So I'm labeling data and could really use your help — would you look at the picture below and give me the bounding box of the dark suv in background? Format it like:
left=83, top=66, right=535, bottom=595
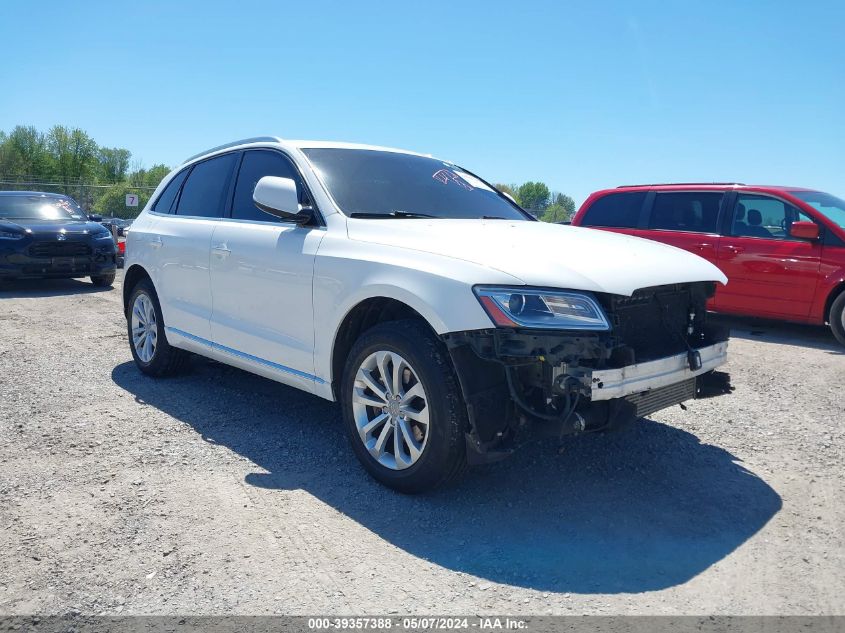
left=571, top=184, right=845, bottom=345
left=0, top=191, right=117, bottom=287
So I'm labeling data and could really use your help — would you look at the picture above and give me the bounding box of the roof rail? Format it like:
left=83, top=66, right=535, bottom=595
left=616, top=182, right=745, bottom=188
left=183, top=136, right=283, bottom=163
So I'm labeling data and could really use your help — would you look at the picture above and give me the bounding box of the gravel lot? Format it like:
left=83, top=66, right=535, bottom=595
left=1, top=272, right=843, bottom=616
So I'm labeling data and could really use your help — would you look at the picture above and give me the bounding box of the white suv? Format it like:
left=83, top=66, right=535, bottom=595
left=123, top=137, right=731, bottom=492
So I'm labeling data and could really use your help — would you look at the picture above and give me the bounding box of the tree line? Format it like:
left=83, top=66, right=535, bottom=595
left=0, top=125, right=169, bottom=218
left=495, top=182, right=575, bottom=222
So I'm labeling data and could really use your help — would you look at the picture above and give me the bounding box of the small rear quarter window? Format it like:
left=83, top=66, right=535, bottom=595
left=581, top=192, right=646, bottom=228
left=153, top=168, right=189, bottom=213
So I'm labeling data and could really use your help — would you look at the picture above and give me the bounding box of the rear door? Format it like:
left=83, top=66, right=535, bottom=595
left=209, top=149, right=324, bottom=389
left=716, top=193, right=822, bottom=318
left=153, top=153, right=237, bottom=341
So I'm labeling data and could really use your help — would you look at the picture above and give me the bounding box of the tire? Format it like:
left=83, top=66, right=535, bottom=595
left=127, top=279, right=189, bottom=377
left=340, top=319, right=468, bottom=493
left=830, top=291, right=845, bottom=347
left=90, top=272, right=116, bottom=287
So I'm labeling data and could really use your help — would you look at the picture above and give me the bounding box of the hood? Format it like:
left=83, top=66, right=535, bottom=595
left=347, top=219, right=728, bottom=296
left=0, top=218, right=102, bottom=235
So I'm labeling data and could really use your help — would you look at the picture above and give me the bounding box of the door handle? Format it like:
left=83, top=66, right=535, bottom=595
left=149, top=236, right=162, bottom=249
left=693, top=243, right=713, bottom=250
left=724, top=245, right=744, bottom=254
left=212, top=243, right=231, bottom=257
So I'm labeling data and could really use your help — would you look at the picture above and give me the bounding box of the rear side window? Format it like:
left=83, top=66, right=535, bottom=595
left=152, top=169, right=189, bottom=213
left=581, top=192, right=646, bottom=228
left=649, top=192, right=723, bottom=233
left=175, top=153, right=238, bottom=218
left=231, top=150, right=301, bottom=221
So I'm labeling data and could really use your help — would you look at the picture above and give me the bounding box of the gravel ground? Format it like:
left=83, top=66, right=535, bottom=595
left=1, top=273, right=843, bottom=616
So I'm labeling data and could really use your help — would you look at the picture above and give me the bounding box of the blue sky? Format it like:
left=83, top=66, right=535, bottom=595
left=1, top=0, right=842, bottom=205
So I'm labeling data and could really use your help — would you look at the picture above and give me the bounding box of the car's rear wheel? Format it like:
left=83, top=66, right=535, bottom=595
left=91, top=272, right=115, bottom=287
left=127, top=280, right=189, bottom=376
left=341, top=319, right=467, bottom=493
left=829, top=291, right=845, bottom=347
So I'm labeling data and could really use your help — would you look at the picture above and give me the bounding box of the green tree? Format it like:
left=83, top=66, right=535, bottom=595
left=46, top=125, right=98, bottom=193
left=97, top=147, right=132, bottom=183
left=3, top=125, right=50, bottom=177
left=142, top=164, right=170, bottom=188
left=540, top=192, right=576, bottom=223
left=516, top=181, right=550, bottom=213
left=0, top=130, right=11, bottom=176
left=93, top=184, right=150, bottom=219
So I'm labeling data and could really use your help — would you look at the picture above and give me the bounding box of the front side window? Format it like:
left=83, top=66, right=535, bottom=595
left=790, top=190, right=845, bottom=229
left=231, top=151, right=301, bottom=221
left=581, top=192, right=646, bottom=228
left=302, top=148, right=528, bottom=220
left=649, top=192, right=722, bottom=233
left=176, top=153, right=238, bottom=218
left=153, top=168, right=189, bottom=213
left=731, top=194, right=812, bottom=239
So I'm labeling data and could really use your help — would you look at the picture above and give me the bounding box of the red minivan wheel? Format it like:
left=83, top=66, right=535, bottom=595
left=830, top=292, right=845, bottom=347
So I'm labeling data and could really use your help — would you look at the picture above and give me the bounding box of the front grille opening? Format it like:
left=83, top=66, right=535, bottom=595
left=598, top=283, right=709, bottom=364
left=29, top=241, right=92, bottom=257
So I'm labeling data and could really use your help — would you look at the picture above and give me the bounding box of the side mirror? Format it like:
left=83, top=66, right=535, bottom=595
left=789, top=221, right=819, bottom=240
left=253, top=176, right=312, bottom=224
left=88, top=214, right=103, bottom=222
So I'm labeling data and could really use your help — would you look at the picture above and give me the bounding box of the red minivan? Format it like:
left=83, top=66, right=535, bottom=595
left=571, top=184, right=845, bottom=345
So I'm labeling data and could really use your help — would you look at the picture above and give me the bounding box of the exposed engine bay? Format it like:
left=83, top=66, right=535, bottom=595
left=443, top=282, right=733, bottom=463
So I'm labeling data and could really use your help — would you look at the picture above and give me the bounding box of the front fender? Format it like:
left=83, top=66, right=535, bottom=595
left=311, top=237, right=523, bottom=387
left=814, top=267, right=845, bottom=322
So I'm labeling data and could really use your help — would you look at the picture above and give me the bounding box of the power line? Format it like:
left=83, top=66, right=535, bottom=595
left=0, top=179, right=157, bottom=190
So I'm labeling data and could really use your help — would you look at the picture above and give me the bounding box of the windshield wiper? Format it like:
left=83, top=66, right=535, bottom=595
left=349, top=210, right=436, bottom=219
left=482, top=215, right=510, bottom=220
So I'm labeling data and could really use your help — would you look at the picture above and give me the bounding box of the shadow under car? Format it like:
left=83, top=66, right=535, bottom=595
left=111, top=358, right=781, bottom=594
left=0, top=277, right=113, bottom=298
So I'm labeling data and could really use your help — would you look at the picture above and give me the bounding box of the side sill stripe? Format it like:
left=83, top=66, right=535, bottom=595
left=165, top=326, right=326, bottom=384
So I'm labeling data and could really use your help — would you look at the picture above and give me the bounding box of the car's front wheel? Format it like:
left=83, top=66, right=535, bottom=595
left=341, top=320, right=468, bottom=493
left=127, top=280, right=189, bottom=376
left=830, top=291, right=845, bottom=347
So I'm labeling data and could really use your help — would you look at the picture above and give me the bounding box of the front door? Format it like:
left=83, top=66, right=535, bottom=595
left=209, top=149, right=324, bottom=388
left=716, top=193, right=822, bottom=319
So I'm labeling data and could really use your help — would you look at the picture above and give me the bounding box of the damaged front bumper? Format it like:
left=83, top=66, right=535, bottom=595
left=587, top=341, right=728, bottom=401
left=443, top=328, right=732, bottom=465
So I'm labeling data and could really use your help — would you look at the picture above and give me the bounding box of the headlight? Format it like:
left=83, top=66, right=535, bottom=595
left=0, top=231, right=24, bottom=240
left=474, top=287, right=610, bottom=330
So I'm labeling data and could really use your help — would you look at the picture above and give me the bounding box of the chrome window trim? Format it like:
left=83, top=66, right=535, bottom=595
left=146, top=210, right=326, bottom=230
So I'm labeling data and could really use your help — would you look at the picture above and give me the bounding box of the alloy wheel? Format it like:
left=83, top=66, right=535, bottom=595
left=131, top=292, right=158, bottom=363
left=351, top=350, right=430, bottom=470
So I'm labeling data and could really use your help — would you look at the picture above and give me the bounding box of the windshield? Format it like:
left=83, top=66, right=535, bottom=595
left=791, top=190, right=845, bottom=229
left=0, top=195, right=85, bottom=221
left=303, top=148, right=530, bottom=220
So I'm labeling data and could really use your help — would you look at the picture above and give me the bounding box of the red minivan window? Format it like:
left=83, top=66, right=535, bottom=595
left=648, top=192, right=722, bottom=233
left=580, top=191, right=646, bottom=228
